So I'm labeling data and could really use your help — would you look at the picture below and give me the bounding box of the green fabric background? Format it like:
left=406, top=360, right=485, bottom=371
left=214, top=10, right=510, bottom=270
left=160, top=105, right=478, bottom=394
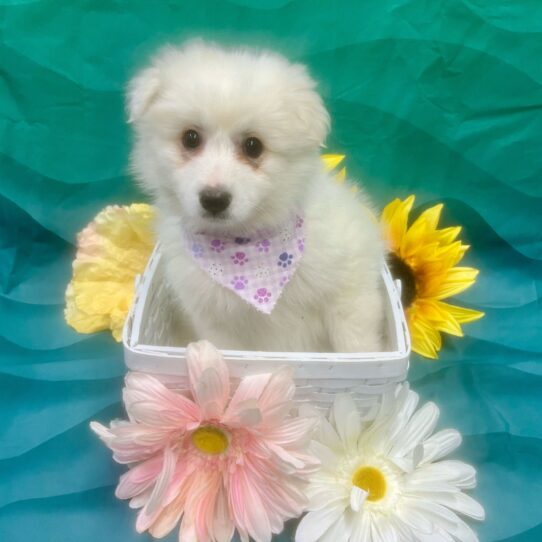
left=1, top=1, right=541, bottom=541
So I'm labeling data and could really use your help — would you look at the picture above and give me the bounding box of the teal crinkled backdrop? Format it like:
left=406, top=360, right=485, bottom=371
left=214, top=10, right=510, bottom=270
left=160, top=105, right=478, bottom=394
left=1, top=1, right=541, bottom=541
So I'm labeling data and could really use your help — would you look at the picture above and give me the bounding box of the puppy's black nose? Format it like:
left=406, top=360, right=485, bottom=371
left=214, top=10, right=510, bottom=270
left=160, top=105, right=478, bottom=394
left=199, top=189, right=232, bottom=215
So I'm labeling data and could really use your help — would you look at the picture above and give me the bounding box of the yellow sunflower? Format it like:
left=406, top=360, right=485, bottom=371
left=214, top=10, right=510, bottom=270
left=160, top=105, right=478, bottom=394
left=381, top=195, right=484, bottom=359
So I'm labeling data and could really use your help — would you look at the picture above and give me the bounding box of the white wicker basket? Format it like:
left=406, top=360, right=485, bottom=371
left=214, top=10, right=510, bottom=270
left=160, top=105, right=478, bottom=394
left=123, top=246, right=411, bottom=419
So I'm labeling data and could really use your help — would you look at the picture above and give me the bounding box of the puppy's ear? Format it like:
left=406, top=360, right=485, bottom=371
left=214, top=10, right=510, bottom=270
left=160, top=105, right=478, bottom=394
left=286, top=65, right=331, bottom=148
left=293, top=90, right=331, bottom=148
left=126, top=67, right=161, bottom=124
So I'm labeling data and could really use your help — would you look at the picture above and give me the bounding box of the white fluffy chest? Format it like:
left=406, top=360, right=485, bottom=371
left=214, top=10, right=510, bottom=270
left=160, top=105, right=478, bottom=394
left=162, top=245, right=331, bottom=352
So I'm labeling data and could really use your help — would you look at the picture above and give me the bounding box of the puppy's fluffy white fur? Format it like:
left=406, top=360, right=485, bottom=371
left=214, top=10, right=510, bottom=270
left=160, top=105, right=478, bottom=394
left=128, top=41, right=385, bottom=352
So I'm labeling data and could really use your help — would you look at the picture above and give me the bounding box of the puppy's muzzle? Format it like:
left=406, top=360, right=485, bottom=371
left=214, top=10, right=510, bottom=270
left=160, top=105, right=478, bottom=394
left=199, top=188, right=232, bottom=216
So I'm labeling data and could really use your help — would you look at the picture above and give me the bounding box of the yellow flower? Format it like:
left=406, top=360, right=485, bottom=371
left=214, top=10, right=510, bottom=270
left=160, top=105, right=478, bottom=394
left=65, top=204, right=156, bottom=341
left=322, top=153, right=347, bottom=182
left=381, top=195, right=484, bottom=359
left=322, top=153, right=360, bottom=194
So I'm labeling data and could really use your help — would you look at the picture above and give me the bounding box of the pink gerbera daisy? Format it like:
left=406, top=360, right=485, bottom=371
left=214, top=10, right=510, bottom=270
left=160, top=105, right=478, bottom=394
left=91, top=341, right=318, bottom=542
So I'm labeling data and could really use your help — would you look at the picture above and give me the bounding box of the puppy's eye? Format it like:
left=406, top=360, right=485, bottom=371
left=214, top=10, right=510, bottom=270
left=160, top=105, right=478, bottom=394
left=243, top=137, right=263, bottom=159
left=181, top=129, right=201, bottom=150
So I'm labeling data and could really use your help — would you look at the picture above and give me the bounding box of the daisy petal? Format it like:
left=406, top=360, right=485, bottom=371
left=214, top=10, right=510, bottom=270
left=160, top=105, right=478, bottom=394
left=136, top=446, right=177, bottom=532
left=116, top=454, right=163, bottom=499
left=411, top=460, right=477, bottom=489
left=320, top=514, right=350, bottom=542
left=145, top=446, right=177, bottom=515
left=332, top=394, right=361, bottom=448
left=229, top=467, right=272, bottom=542
left=265, top=417, right=319, bottom=448
left=186, top=340, right=230, bottom=414
left=89, top=421, right=112, bottom=441
left=309, top=440, right=339, bottom=470
left=403, top=479, right=459, bottom=495
left=368, top=387, right=419, bottom=455
left=223, top=398, right=262, bottom=427
left=371, top=514, right=399, bottom=542
left=350, top=486, right=367, bottom=512
left=396, top=501, right=433, bottom=534
left=148, top=488, right=187, bottom=538
left=307, top=484, right=348, bottom=511
left=429, top=491, right=485, bottom=521
left=129, top=488, right=152, bottom=510
left=390, top=402, right=440, bottom=462
left=449, top=515, right=480, bottom=542
left=387, top=517, right=415, bottom=542
left=123, top=372, right=199, bottom=427
left=245, top=455, right=308, bottom=520
left=317, top=415, right=342, bottom=451
left=415, top=527, right=455, bottom=542
left=267, top=441, right=307, bottom=470
left=295, top=503, right=346, bottom=542
left=225, top=373, right=270, bottom=411
left=421, top=429, right=462, bottom=464
left=402, top=498, right=465, bottom=536
left=179, top=517, right=198, bottom=542
left=91, top=420, right=173, bottom=464
left=193, top=472, right=223, bottom=542
left=350, top=511, right=371, bottom=542
left=194, top=367, right=228, bottom=419
left=414, top=501, right=479, bottom=542
left=258, top=367, right=296, bottom=426
left=211, top=487, right=235, bottom=542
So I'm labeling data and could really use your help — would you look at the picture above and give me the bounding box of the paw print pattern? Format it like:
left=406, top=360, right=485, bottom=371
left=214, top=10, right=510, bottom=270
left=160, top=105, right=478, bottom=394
left=210, top=239, right=226, bottom=253
left=277, top=252, right=294, bottom=268
left=297, top=238, right=305, bottom=253
left=254, top=288, right=272, bottom=304
left=231, top=251, right=249, bottom=265
left=234, top=237, right=251, bottom=245
left=231, top=275, right=248, bottom=290
left=256, top=239, right=271, bottom=253
left=192, top=243, right=204, bottom=258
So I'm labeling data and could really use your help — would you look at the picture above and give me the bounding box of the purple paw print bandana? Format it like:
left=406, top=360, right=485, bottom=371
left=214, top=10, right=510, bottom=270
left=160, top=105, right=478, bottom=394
left=183, top=216, right=305, bottom=314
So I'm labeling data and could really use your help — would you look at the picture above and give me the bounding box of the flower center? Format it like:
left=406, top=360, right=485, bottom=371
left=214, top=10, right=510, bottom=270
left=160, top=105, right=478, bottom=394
left=352, top=466, right=387, bottom=502
left=388, top=252, right=417, bottom=308
left=191, top=426, right=229, bottom=455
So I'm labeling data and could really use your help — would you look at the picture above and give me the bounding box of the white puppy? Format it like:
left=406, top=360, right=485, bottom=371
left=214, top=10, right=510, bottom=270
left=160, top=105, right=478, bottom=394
left=128, top=40, right=385, bottom=352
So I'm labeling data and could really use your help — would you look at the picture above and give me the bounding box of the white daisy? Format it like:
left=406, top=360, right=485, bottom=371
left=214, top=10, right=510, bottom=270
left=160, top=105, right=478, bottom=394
left=296, top=384, right=485, bottom=542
